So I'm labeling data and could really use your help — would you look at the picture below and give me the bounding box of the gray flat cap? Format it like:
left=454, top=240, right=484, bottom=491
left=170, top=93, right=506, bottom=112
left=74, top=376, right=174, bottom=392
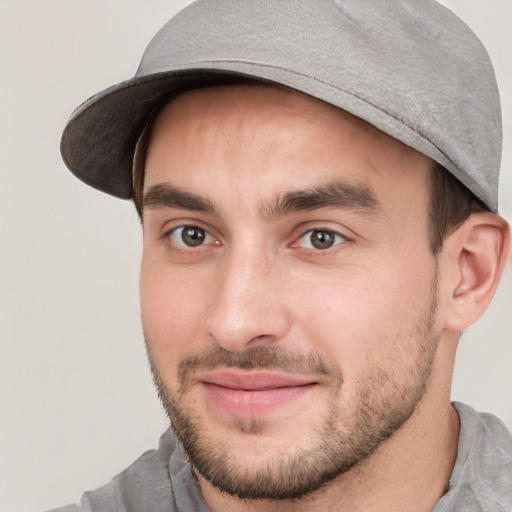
left=61, top=0, right=502, bottom=211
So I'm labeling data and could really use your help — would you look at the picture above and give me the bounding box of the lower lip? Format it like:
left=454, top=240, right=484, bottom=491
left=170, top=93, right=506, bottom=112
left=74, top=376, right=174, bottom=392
left=201, top=382, right=315, bottom=418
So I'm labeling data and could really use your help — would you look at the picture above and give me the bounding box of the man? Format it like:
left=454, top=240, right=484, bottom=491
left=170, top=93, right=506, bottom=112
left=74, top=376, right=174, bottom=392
left=53, top=1, right=511, bottom=511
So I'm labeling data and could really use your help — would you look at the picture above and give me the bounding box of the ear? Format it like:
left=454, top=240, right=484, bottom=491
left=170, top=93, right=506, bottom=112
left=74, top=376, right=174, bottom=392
left=441, top=212, right=511, bottom=332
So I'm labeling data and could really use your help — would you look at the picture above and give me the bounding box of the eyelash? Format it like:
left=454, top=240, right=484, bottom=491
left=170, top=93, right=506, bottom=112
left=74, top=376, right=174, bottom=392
left=294, top=229, right=347, bottom=252
left=165, top=225, right=219, bottom=252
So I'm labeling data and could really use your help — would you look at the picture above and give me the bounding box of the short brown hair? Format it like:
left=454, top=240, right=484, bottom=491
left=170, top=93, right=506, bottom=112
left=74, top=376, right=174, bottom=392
left=428, top=164, right=487, bottom=253
left=132, top=106, right=159, bottom=220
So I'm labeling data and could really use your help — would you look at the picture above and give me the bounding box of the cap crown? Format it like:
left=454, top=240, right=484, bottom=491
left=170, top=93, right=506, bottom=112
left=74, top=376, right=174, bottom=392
left=62, top=0, right=502, bottom=210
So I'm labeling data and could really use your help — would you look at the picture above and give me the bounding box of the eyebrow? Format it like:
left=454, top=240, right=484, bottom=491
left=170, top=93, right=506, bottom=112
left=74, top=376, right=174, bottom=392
left=261, top=180, right=381, bottom=218
left=143, top=180, right=381, bottom=219
left=143, top=184, right=217, bottom=214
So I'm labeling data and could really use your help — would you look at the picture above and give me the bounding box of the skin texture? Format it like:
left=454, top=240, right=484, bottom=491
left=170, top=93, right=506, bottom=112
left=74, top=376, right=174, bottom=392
left=139, top=84, right=510, bottom=512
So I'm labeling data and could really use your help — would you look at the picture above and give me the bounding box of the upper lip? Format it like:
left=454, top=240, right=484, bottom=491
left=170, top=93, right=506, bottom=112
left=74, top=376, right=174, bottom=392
left=195, top=370, right=318, bottom=391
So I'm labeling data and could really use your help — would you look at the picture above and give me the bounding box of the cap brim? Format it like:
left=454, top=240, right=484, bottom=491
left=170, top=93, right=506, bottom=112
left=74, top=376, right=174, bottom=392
left=60, top=70, right=258, bottom=199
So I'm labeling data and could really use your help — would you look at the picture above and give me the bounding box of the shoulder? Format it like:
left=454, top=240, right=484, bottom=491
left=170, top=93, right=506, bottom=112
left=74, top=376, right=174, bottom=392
left=435, top=402, right=512, bottom=512
left=45, top=428, right=206, bottom=512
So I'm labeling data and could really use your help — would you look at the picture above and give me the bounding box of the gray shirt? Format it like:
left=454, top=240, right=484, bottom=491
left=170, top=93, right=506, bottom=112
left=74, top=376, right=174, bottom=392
left=49, top=402, right=512, bottom=512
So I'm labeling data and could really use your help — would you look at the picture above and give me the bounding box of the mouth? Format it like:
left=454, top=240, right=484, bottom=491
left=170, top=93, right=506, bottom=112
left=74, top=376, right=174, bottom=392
left=196, top=370, right=319, bottom=418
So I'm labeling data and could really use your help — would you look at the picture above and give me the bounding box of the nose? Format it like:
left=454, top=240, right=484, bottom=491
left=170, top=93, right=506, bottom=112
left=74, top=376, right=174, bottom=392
left=205, top=248, right=291, bottom=352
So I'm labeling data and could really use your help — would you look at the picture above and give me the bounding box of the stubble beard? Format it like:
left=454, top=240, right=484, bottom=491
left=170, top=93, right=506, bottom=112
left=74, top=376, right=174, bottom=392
left=145, top=280, right=440, bottom=501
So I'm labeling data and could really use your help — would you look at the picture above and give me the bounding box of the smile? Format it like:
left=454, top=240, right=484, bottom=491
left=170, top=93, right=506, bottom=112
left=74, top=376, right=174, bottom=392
left=197, top=370, right=319, bottom=418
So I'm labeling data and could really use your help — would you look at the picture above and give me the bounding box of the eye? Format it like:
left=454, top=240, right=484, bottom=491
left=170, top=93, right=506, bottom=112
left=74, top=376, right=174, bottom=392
left=297, top=229, right=346, bottom=250
left=168, top=225, right=215, bottom=248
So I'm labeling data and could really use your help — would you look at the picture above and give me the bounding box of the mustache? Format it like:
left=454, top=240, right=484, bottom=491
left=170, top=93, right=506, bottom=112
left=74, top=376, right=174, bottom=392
left=177, top=346, right=339, bottom=389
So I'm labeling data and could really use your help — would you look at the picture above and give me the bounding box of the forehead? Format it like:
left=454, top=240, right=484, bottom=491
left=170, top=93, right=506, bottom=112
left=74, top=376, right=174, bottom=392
left=143, top=84, right=434, bottom=213
left=149, top=83, right=399, bottom=155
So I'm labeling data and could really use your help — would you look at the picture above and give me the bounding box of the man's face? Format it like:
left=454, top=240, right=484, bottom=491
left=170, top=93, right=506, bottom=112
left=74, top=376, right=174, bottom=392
left=140, top=84, right=441, bottom=500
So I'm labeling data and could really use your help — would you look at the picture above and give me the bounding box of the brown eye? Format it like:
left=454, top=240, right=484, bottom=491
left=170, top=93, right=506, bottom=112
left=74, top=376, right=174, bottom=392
left=181, top=226, right=206, bottom=246
left=310, top=230, right=335, bottom=249
left=169, top=226, right=213, bottom=247
left=298, top=229, right=345, bottom=250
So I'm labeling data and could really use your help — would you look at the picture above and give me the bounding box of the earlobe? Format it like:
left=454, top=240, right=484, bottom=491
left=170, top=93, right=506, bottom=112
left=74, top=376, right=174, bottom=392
left=443, top=212, right=511, bottom=331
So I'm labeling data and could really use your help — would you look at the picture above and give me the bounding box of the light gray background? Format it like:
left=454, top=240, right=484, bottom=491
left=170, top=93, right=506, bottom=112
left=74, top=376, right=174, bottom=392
left=0, top=1, right=510, bottom=511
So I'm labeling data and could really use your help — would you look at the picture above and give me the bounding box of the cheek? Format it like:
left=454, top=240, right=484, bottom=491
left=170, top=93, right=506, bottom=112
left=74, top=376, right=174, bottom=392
left=140, top=256, right=211, bottom=373
left=293, top=257, right=436, bottom=380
